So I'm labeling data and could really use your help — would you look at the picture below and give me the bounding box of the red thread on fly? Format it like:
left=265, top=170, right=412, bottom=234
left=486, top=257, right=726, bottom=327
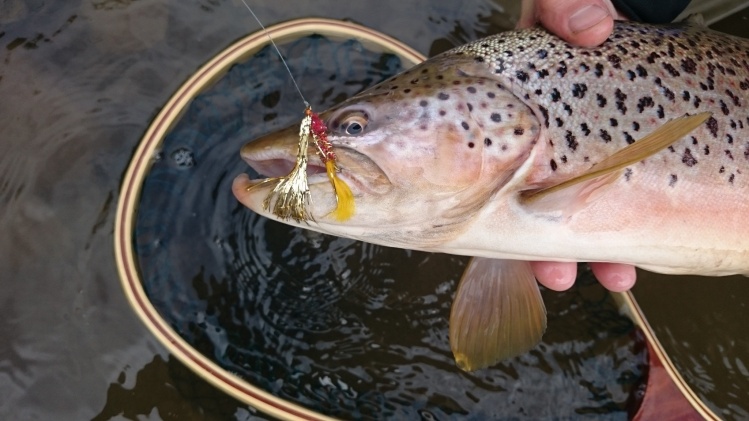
left=308, top=107, right=355, bottom=221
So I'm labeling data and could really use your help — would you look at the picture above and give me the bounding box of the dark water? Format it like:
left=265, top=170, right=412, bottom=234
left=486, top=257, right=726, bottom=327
left=1, top=0, right=747, bottom=419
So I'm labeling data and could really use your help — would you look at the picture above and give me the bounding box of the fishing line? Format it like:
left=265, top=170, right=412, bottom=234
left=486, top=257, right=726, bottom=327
left=238, top=0, right=309, bottom=108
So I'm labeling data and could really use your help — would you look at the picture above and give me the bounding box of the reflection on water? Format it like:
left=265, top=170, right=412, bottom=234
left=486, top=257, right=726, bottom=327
left=134, top=34, right=644, bottom=419
left=1, top=0, right=748, bottom=419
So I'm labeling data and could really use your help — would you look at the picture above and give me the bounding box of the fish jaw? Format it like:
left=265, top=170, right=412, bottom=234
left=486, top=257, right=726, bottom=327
left=233, top=122, right=389, bottom=230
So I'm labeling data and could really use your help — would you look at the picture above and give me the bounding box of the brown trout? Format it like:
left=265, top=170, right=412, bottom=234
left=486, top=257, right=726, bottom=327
left=233, top=20, right=749, bottom=371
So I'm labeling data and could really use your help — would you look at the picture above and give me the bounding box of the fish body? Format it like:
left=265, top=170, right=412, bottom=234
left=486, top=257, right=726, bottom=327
left=234, top=21, right=749, bottom=369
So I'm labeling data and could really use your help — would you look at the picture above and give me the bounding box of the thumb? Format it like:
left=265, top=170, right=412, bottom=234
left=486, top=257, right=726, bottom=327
left=521, top=0, right=619, bottom=48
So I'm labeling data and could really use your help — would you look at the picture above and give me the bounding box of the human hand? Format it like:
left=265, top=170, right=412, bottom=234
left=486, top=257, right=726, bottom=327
left=517, top=0, right=622, bottom=47
left=518, top=0, right=636, bottom=292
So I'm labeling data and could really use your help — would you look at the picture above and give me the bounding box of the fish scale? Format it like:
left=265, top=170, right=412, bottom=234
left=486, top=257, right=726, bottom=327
left=450, top=20, right=749, bottom=190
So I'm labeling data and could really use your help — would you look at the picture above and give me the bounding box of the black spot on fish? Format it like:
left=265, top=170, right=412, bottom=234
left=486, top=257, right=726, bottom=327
left=484, top=137, right=492, bottom=146
left=419, top=100, right=428, bottom=107
left=632, top=121, right=640, bottom=131
left=438, top=92, right=450, bottom=100
left=607, top=54, right=622, bottom=69
left=561, top=155, right=568, bottom=163
left=487, top=92, right=496, bottom=98
left=467, top=103, right=473, bottom=112
left=637, top=96, right=654, bottom=113
left=599, top=129, right=612, bottom=142
left=615, top=88, right=628, bottom=114
left=514, top=127, right=525, bottom=136
left=534, top=89, right=543, bottom=96
left=550, top=159, right=558, bottom=171
left=563, top=103, right=572, bottom=116
left=580, top=123, right=591, bottom=136
left=467, top=86, right=477, bottom=94
left=682, top=148, right=697, bottom=166
left=571, top=83, right=588, bottom=98
left=726, top=149, right=734, bottom=160
left=624, top=132, right=635, bottom=144
left=624, top=168, right=633, bottom=181
left=610, top=118, right=618, bottom=127
left=662, top=87, right=675, bottom=102
left=566, top=131, right=578, bottom=151
left=693, top=96, right=702, bottom=108
left=707, top=116, right=718, bottom=137
left=704, top=145, right=710, bottom=155
left=537, top=69, right=549, bottom=78
left=596, top=93, right=607, bottom=107
left=727, top=134, right=734, bottom=144
left=468, top=142, right=475, bottom=148
left=537, top=49, right=548, bottom=59
left=461, top=121, right=470, bottom=130
left=636, top=65, right=647, bottom=77
left=720, top=165, right=725, bottom=173
left=594, top=63, right=604, bottom=77
left=555, top=117, right=563, bottom=127
left=726, top=89, right=741, bottom=107
left=720, top=100, right=730, bottom=115
left=682, top=90, right=690, bottom=101
left=439, top=110, right=446, bottom=116
left=557, top=61, right=568, bottom=77
left=681, top=57, right=697, bottom=74
left=490, top=113, right=501, bottom=122
left=729, top=173, right=735, bottom=183
left=516, top=70, right=529, bottom=82
left=627, top=70, right=636, bottom=81
left=657, top=105, right=665, bottom=119
left=646, top=52, right=659, bottom=64
left=669, top=174, right=677, bottom=186
left=550, top=88, right=561, bottom=102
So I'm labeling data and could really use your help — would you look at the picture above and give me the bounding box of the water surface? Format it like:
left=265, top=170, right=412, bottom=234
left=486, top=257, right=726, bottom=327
left=1, top=0, right=747, bottom=419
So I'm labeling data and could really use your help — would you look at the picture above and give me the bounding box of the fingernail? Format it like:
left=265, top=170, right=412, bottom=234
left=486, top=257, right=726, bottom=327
left=569, top=4, right=609, bottom=34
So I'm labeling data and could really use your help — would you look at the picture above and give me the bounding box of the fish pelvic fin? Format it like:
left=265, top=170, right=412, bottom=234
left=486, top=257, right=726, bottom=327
left=449, top=258, right=546, bottom=372
left=521, top=112, right=711, bottom=207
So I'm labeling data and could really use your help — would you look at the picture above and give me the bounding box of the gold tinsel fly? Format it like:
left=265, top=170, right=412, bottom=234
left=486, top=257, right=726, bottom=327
left=258, top=106, right=354, bottom=223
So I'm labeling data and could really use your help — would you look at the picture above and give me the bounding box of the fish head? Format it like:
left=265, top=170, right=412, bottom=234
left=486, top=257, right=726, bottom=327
left=233, top=55, right=541, bottom=249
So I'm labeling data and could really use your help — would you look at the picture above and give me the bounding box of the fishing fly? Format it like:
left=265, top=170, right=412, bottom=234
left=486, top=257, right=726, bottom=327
left=239, top=0, right=354, bottom=222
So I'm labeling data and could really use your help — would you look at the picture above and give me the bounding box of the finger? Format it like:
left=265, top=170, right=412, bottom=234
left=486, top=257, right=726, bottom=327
left=516, top=0, right=537, bottom=29
left=589, top=262, right=637, bottom=292
left=530, top=261, right=578, bottom=291
left=536, top=0, right=617, bottom=47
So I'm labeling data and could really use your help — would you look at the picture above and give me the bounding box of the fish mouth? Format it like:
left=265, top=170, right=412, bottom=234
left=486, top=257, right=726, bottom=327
left=240, top=138, right=390, bottom=195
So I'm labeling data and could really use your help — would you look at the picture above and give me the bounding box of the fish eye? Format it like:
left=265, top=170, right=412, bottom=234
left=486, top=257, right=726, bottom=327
left=346, top=122, right=364, bottom=135
left=337, top=112, right=368, bottom=136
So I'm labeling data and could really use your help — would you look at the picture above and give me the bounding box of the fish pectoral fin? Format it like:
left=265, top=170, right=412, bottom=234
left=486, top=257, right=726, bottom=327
left=449, top=257, right=546, bottom=372
left=521, top=112, right=712, bottom=209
